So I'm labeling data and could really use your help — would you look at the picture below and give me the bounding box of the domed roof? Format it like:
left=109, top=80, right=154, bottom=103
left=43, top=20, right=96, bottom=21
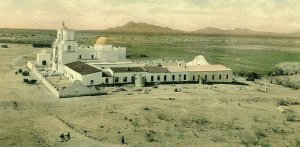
left=95, top=37, right=109, bottom=45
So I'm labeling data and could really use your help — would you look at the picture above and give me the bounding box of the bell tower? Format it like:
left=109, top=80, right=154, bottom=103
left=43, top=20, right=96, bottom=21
left=52, top=22, right=78, bottom=73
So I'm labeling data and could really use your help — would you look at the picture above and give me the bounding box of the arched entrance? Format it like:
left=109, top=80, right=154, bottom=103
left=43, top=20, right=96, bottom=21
left=42, top=60, right=47, bottom=65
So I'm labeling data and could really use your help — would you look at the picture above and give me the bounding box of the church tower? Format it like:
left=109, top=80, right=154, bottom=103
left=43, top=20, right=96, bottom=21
left=52, top=22, right=78, bottom=73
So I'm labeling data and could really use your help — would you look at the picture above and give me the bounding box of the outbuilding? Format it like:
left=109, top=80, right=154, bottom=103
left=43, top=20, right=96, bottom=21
left=64, top=61, right=102, bottom=86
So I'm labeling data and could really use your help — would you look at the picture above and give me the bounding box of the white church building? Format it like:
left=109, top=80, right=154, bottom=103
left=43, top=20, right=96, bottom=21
left=28, top=23, right=233, bottom=97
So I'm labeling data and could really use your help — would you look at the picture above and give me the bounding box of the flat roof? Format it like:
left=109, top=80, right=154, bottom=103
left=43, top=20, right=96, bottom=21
left=143, top=66, right=169, bottom=73
left=165, top=65, right=231, bottom=72
left=187, top=65, right=232, bottom=72
left=110, top=67, right=146, bottom=73
left=165, top=66, right=188, bottom=72
left=65, top=61, right=102, bottom=75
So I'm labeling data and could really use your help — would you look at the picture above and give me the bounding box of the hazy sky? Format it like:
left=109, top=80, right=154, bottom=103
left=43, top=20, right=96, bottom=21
left=0, top=0, right=299, bottom=33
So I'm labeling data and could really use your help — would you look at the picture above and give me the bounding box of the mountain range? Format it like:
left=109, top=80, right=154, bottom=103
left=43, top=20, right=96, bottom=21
left=104, top=21, right=300, bottom=38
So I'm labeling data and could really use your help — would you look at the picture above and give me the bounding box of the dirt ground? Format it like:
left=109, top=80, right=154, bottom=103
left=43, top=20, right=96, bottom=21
left=1, top=44, right=300, bottom=147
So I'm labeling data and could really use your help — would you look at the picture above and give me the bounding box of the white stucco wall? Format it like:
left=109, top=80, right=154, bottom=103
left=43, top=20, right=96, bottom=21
left=189, top=70, right=233, bottom=83
left=37, top=53, right=51, bottom=66
left=168, top=72, right=190, bottom=82
left=81, top=72, right=102, bottom=86
left=113, top=72, right=146, bottom=84
left=98, top=47, right=126, bottom=62
left=145, top=73, right=171, bottom=83
left=64, top=66, right=102, bottom=86
left=59, top=80, right=101, bottom=98
left=77, top=48, right=98, bottom=60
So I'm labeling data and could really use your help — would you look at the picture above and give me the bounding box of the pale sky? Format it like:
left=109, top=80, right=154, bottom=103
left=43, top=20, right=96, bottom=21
left=0, top=0, right=300, bottom=33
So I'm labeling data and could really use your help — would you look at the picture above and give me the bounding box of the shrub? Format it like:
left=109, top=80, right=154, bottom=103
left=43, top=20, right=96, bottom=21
left=287, top=115, right=296, bottom=122
left=144, top=106, right=151, bottom=110
left=246, top=72, right=260, bottom=81
left=277, top=99, right=290, bottom=106
left=192, top=117, right=210, bottom=125
left=145, top=130, right=159, bottom=142
left=255, top=131, right=267, bottom=140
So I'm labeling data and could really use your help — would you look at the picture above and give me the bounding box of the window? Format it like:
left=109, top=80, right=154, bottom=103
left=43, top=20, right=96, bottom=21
left=226, top=74, right=229, bottom=79
left=172, top=75, right=175, bottom=81
left=91, top=80, right=94, bottom=85
left=193, top=75, right=195, bottom=81
left=183, top=74, right=186, bottom=80
left=212, top=75, right=215, bottom=80
left=115, top=77, right=119, bottom=83
left=132, top=76, right=135, bottom=82
left=179, top=75, right=182, bottom=81
left=205, top=75, right=207, bottom=79
left=105, top=78, right=109, bottom=84
left=79, top=55, right=82, bottom=59
left=68, top=46, right=71, bottom=51
left=151, top=76, right=154, bottom=82
left=91, top=55, right=94, bottom=59
left=164, top=75, right=167, bottom=81
left=123, top=77, right=127, bottom=82
left=219, top=75, right=222, bottom=79
left=157, top=75, right=160, bottom=81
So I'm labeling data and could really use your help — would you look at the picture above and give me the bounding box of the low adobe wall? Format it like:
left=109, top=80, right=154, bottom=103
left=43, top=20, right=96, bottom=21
left=29, top=62, right=101, bottom=98
left=29, top=63, right=60, bottom=98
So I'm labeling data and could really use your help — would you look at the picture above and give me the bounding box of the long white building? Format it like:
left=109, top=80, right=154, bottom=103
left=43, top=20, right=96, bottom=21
left=32, top=23, right=234, bottom=91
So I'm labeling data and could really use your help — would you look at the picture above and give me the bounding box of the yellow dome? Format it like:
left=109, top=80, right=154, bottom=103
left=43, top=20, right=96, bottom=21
left=95, top=37, right=109, bottom=45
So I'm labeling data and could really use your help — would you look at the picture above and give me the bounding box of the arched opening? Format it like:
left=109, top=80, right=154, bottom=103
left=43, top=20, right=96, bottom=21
left=42, top=60, right=47, bottom=65
left=68, top=46, right=71, bottom=51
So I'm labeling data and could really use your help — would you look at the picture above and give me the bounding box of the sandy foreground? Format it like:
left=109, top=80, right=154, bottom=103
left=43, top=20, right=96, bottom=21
left=0, top=44, right=300, bottom=147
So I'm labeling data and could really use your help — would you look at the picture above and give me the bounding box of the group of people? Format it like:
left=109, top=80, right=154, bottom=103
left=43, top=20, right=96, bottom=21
left=59, top=132, right=71, bottom=142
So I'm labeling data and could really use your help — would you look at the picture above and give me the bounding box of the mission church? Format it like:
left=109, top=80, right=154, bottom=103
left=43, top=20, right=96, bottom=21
left=32, top=23, right=233, bottom=88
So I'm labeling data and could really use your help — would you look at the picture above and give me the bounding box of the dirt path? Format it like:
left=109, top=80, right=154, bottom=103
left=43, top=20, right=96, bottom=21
left=33, top=116, right=123, bottom=147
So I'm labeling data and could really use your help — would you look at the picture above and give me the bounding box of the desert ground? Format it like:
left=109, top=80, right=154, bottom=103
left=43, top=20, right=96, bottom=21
left=0, top=44, right=299, bottom=147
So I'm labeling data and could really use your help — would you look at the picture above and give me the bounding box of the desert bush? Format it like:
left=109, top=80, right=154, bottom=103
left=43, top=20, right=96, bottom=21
left=157, top=113, right=172, bottom=122
left=145, top=130, right=159, bottom=142
left=130, top=118, right=140, bottom=127
left=255, top=131, right=267, bottom=140
left=192, top=117, right=210, bottom=125
left=240, top=133, right=259, bottom=146
left=277, top=99, right=290, bottom=106
left=253, top=115, right=261, bottom=122
left=287, top=115, right=296, bottom=122
left=260, top=143, right=271, bottom=147
left=277, top=98, right=300, bottom=106
left=246, top=72, right=261, bottom=81
left=144, top=106, right=151, bottom=110
left=296, top=140, right=300, bottom=147
left=268, top=68, right=284, bottom=76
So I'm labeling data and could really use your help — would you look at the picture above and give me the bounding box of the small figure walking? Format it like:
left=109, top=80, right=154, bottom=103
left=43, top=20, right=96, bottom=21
left=15, top=71, right=17, bottom=75
left=121, top=136, right=125, bottom=144
left=59, top=133, right=64, bottom=139
left=66, top=132, right=70, bottom=138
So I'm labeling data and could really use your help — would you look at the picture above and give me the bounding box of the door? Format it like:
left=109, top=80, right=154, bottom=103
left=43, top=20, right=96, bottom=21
left=42, top=60, right=47, bottom=65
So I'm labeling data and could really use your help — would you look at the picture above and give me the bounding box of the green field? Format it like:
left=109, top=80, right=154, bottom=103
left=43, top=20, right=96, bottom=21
left=1, top=29, right=300, bottom=74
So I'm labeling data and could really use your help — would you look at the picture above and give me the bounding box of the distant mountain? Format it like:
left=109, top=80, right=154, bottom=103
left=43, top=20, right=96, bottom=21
left=104, top=21, right=184, bottom=34
left=191, top=27, right=292, bottom=37
left=103, top=21, right=300, bottom=37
